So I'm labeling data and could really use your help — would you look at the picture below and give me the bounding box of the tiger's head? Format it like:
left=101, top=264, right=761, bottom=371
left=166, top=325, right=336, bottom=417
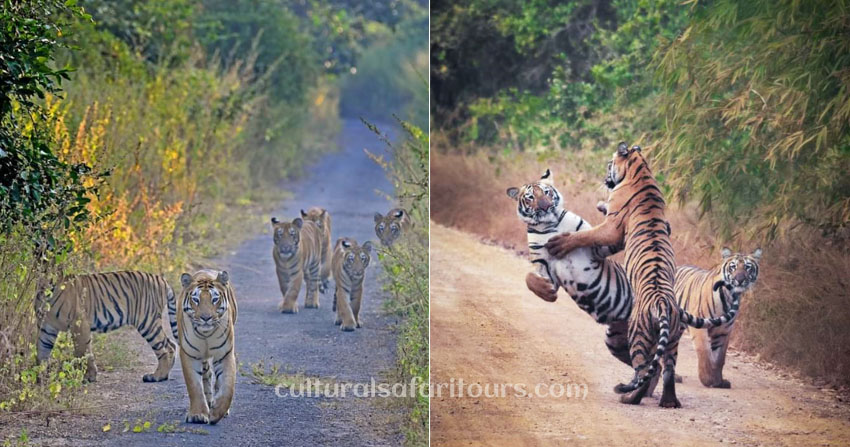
left=180, top=270, right=231, bottom=337
left=336, top=237, right=372, bottom=281
left=605, top=142, right=645, bottom=190
left=374, top=208, right=407, bottom=247
left=271, top=216, right=302, bottom=258
left=506, top=168, right=563, bottom=226
left=301, top=207, right=330, bottom=232
left=720, top=248, right=762, bottom=294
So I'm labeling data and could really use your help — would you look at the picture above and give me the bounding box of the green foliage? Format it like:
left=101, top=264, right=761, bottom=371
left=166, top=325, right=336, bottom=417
left=653, top=0, right=850, bottom=239
left=367, top=118, right=428, bottom=446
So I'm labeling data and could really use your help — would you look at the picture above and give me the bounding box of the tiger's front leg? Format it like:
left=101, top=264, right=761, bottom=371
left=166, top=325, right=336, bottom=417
left=181, top=351, right=210, bottom=424
left=304, top=260, right=321, bottom=309
left=546, top=221, right=623, bottom=259
left=71, top=319, right=97, bottom=383
left=350, top=284, right=364, bottom=328
left=209, top=350, right=236, bottom=424
left=335, top=283, right=356, bottom=332
left=278, top=269, right=302, bottom=314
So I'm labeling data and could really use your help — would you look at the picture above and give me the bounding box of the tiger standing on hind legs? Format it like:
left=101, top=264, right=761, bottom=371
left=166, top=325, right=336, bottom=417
left=177, top=269, right=238, bottom=424
left=546, top=142, right=684, bottom=408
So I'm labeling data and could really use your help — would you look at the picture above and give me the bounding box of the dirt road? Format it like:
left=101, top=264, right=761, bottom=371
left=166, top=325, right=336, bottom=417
left=3, top=119, right=404, bottom=446
left=430, top=223, right=850, bottom=447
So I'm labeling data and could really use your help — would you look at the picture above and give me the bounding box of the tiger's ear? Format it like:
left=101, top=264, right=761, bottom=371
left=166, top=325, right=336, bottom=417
left=217, top=271, right=229, bottom=285
left=751, top=248, right=763, bottom=260
left=271, top=217, right=279, bottom=224
left=300, top=209, right=308, bottom=217
left=631, top=145, right=641, bottom=153
left=321, top=209, right=327, bottom=218
left=180, top=273, right=192, bottom=289
left=293, top=218, right=303, bottom=229
left=341, top=238, right=352, bottom=249
left=721, top=247, right=733, bottom=259
left=617, top=142, right=629, bottom=157
left=374, top=212, right=383, bottom=223
left=506, top=187, right=520, bottom=200
left=393, top=209, right=405, bottom=218
left=540, top=168, right=553, bottom=185
left=362, top=241, right=372, bottom=253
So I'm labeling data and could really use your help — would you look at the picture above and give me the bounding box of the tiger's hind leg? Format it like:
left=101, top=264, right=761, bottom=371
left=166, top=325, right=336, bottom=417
left=70, top=319, right=97, bottom=383
left=604, top=322, right=631, bottom=367
left=618, top=373, right=652, bottom=405
left=707, top=326, right=732, bottom=388
left=659, top=342, right=682, bottom=408
left=140, top=319, right=175, bottom=382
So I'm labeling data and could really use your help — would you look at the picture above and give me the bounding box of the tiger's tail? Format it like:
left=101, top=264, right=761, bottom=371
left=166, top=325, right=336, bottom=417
left=681, top=281, right=740, bottom=329
left=614, top=311, right=670, bottom=394
left=166, top=282, right=178, bottom=340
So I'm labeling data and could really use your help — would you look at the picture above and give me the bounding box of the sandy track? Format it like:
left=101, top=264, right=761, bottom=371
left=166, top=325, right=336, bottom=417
left=430, top=223, right=850, bottom=447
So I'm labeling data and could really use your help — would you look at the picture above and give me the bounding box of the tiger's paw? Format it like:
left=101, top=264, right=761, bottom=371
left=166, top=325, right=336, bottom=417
left=713, top=379, right=731, bottom=389
left=185, top=412, right=209, bottom=424
left=525, top=272, right=557, bottom=302
left=142, top=373, right=167, bottom=383
left=356, top=318, right=363, bottom=328
left=659, top=397, right=682, bottom=408
left=304, top=301, right=320, bottom=309
left=613, top=383, right=632, bottom=395
left=544, top=233, right=576, bottom=259
left=279, top=302, right=298, bottom=314
left=340, top=322, right=356, bottom=332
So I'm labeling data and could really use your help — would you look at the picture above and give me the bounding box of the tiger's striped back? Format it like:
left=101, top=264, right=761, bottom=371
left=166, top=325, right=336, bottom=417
left=36, top=271, right=178, bottom=383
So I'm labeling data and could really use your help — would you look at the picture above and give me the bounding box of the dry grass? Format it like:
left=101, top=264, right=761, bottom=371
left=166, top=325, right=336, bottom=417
left=431, top=148, right=850, bottom=388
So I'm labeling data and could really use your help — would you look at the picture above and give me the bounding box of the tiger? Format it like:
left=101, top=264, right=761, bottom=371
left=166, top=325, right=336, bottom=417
left=331, top=237, right=372, bottom=331
left=35, top=271, right=177, bottom=383
left=674, top=248, right=761, bottom=388
left=546, top=142, right=683, bottom=407
left=507, top=168, right=633, bottom=366
left=300, top=207, right=332, bottom=293
left=178, top=269, right=238, bottom=425
left=374, top=208, right=411, bottom=247
left=271, top=216, right=323, bottom=313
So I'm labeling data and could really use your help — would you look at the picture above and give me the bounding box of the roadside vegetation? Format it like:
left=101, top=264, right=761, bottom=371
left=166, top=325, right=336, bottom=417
left=1, top=0, right=423, bottom=434
left=432, top=0, right=850, bottom=388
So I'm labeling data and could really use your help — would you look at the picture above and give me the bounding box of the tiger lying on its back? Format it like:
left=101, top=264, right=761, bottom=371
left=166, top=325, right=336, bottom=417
left=331, top=237, right=372, bottom=331
left=35, top=271, right=177, bottom=383
left=374, top=208, right=410, bottom=247
left=272, top=216, right=323, bottom=313
left=301, top=207, right=332, bottom=293
left=675, top=248, right=760, bottom=388
left=507, top=169, right=633, bottom=365
left=547, top=142, right=683, bottom=407
left=178, top=269, right=238, bottom=425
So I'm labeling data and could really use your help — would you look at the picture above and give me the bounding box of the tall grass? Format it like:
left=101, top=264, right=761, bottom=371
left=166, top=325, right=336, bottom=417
left=367, top=119, right=428, bottom=446
left=431, top=144, right=850, bottom=388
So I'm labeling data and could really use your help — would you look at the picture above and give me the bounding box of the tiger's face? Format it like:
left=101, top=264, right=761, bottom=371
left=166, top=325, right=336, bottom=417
left=374, top=209, right=407, bottom=247
left=301, top=207, right=329, bottom=231
left=180, top=271, right=230, bottom=336
left=271, top=217, right=302, bottom=258
left=507, top=169, right=562, bottom=226
left=721, top=248, right=762, bottom=293
left=339, top=238, right=372, bottom=281
left=605, top=142, right=643, bottom=190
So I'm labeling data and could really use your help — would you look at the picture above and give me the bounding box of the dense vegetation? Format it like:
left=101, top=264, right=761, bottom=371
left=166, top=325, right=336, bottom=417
left=0, top=0, right=424, bottom=425
left=432, top=0, right=850, bottom=386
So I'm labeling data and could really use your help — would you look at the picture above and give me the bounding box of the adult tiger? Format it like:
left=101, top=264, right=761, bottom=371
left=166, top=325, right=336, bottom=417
left=507, top=169, right=633, bottom=366
left=331, top=237, right=372, bottom=331
left=300, top=207, right=332, bottom=293
left=178, top=269, right=237, bottom=425
left=35, top=271, right=177, bottom=383
left=271, top=216, right=323, bottom=313
left=675, top=248, right=761, bottom=388
left=374, top=208, right=410, bottom=247
left=547, top=142, right=683, bottom=407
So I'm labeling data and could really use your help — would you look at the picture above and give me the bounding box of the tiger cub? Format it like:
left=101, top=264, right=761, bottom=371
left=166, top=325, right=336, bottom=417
left=271, top=216, right=323, bottom=312
left=547, top=142, right=683, bottom=407
left=331, top=237, right=372, bottom=331
left=675, top=248, right=761, bottom=388
left=300, top=207, right=332, bottom=293
left=35, top=271, right=177, bottom=383
left=178, top=269, right=238, bottom=425
left=374, top=208, right=410, bottom=247
left=507, top=169, right=633, bottom=366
